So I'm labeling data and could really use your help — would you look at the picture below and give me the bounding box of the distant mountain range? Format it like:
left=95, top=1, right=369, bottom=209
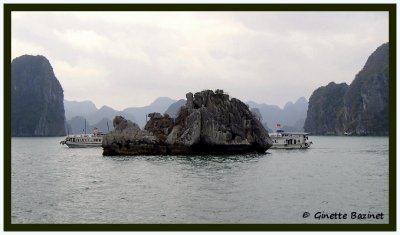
left=64, top=100, right=98, bottom=120
left=123, top=97, right=176, bottom=128
left=65, top=96, right=308, bottom=134
left=66, top=116, right=112, bottom=135
left=65, top=97, right=177, bottom=134
left=164, top=99, right=186, bottom=118
left=246, top=97, right=308, bottom=132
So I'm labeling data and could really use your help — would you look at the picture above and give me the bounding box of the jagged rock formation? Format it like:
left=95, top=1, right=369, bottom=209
left=304, top=82, right=349, bottom=135
left=12, top=55, right=66, bottom=136
left=304, top=42, right=389, bottom=135
left=165, top=97, right=309, bottom=132
left=343, top=42, right=389, bottom=135
left=103, top=90, right=273, bottom=155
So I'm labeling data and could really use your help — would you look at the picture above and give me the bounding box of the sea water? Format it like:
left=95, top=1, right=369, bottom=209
left=10, top=136, right=389, bottom=224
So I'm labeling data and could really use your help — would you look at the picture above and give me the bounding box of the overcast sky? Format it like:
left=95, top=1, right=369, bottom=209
left=11, top=11, right=388, bottom=110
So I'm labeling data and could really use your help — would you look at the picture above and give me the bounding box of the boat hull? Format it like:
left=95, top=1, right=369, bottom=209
left=64, top=142, right=102, bottom=148
left=60, top=130, right=105, bottom=148
left=270, top=142, right=312, bottom=149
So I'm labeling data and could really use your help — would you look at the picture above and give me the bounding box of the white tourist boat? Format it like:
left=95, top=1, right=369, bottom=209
left=60, top=127, right=105, bottom=148
left=269, top=124, right=313, bottom=149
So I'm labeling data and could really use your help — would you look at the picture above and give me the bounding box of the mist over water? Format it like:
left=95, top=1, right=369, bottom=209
left=11, top=136, right=388, bottom=224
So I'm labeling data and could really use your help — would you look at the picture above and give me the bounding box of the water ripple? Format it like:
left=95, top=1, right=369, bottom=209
left=11, top=136, right=389, bottom=224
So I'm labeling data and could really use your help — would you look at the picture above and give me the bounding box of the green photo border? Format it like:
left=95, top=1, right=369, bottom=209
left=3, top=3, right=396, bottom=231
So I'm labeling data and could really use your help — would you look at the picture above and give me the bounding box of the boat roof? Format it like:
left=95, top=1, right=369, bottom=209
left=271, top=132, right=310, bottom=135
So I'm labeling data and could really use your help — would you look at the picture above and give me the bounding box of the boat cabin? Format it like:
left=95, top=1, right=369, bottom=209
left=269, top=128, right=312, bottom=149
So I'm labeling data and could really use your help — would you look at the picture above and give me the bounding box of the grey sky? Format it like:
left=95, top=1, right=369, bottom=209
left=12, top=11, right=388, bottom=110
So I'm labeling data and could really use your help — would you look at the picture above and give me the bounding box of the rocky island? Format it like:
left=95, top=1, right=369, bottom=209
left=12, top=55, right=66, bottom=137
left=102, top=90, right=273, bottom=155
left=304, top=42, right=389, bottom=135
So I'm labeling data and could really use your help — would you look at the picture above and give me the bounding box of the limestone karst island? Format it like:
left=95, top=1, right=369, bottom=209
left=102, top=90, right=273, bottom=156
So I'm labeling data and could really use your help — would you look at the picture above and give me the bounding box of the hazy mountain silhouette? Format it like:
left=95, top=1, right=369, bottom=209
left=65, top=96, right=308, bottom=132
left=66, top=116, right=113, bottom=134
left=64, top=100, right=98, bottom=120
left=65, top=100, right=135, bottom=128
left=85, top=105, right=136, bottom=124
left=164, top=99, right=186, bottom=118
left=122, top=97, right=176, bottom=127
left=247, top=97, right=308, bottom=132
left=65, top=97, right=177, bottom=129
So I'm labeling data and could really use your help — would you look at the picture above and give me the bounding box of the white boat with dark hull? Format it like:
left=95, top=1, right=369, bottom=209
left=269, top=124, right=313, bottom=149
left=60, top=128, right=105, bottom=148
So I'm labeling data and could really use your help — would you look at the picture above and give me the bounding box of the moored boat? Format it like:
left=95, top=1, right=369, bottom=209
left=269, top=124, right=313, bottom=149
left=60, top=127, right=105, bottom=148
